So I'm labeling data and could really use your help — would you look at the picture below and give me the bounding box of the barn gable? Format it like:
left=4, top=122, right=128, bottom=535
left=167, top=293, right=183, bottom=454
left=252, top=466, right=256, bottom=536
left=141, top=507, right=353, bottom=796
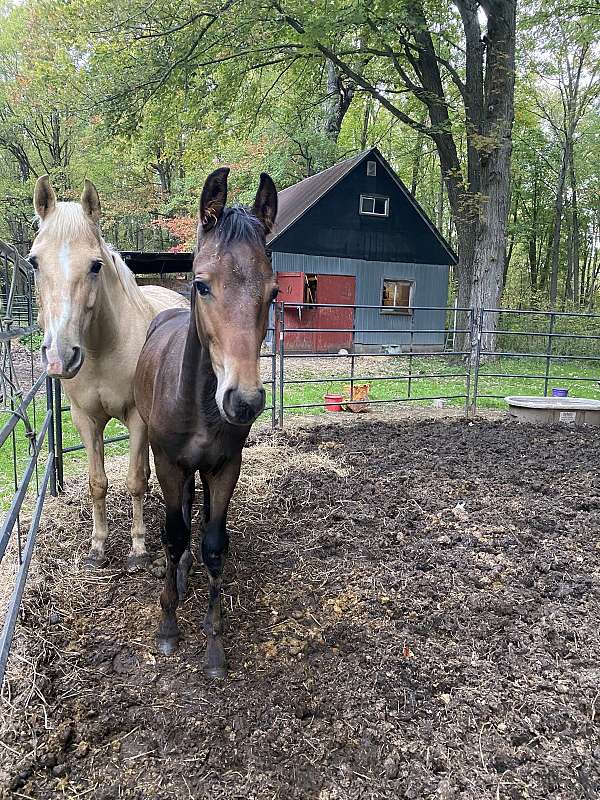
left=268, top=147, right=457, bottom=266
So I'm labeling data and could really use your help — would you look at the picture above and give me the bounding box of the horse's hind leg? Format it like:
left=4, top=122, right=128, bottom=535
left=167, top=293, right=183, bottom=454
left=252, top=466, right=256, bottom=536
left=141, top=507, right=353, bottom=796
left=125, top=409, right=151, bottom=571
left=176, top=473, right=195, bottom=599
left=201, top=455, right=241, bottom=679
left=154, top=452, right=191, bottom=655
left=71, top=407, right=109, bottom=568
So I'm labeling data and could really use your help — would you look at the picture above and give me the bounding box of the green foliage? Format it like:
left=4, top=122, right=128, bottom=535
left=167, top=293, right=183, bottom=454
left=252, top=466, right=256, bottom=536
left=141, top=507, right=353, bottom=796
left=0, top=0, right=597, bottom=312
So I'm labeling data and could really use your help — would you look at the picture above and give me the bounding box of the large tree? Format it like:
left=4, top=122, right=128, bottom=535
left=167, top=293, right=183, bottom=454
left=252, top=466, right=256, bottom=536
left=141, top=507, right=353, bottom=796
left=262, top=0, right=517, bottom=345
left=68, top=0, right=517, bottom=343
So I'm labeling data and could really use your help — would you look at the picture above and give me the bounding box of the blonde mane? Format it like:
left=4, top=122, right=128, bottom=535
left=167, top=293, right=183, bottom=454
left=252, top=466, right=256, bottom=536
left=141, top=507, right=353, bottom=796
left=37, top=202, right=150, bottom=314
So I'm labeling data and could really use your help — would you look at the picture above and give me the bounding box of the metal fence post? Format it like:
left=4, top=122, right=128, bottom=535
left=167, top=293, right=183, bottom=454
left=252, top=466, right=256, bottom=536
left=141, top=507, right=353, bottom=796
left=278, top=303, right=285, bottom=428
left=53, top=379, right=64, bottom=491
left=470, top=308, right=484, bottom=416
left=271, top=309, right=277, bottom=430
left=543, top=312, right=555, bottom=397
left=349, top=305, right=356, bottom=399
left=46, top=376, right=57, bottom=497
left=464, top=308, right=474, bottom=415
left=408, top=310, right=415, bottom=399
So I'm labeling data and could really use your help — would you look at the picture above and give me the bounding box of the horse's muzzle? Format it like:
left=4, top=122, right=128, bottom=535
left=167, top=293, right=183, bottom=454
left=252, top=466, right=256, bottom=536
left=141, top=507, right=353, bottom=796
left=222, top=386, right=265, bottom=425
left=42, top=344, right=84, bottom=379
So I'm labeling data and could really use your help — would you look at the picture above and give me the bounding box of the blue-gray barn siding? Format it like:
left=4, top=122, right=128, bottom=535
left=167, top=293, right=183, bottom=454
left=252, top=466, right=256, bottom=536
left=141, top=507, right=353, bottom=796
left=272, top=253, right=450, bottom=347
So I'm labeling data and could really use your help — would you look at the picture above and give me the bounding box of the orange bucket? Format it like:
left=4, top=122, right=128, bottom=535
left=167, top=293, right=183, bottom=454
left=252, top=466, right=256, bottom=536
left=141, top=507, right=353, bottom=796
left=324, top=393, right=344, bottom=412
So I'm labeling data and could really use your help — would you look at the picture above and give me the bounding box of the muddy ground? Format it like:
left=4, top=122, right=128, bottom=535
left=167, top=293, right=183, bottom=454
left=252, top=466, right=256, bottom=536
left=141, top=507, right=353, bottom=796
left=1, top=417, right=599, bottom=799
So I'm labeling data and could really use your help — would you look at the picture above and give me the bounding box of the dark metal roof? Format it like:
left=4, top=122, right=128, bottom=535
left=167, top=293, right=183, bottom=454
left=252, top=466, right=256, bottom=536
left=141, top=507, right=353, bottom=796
left=267, top=150, right=367, bottom=246
left=267, top=147, right=457, bottom=265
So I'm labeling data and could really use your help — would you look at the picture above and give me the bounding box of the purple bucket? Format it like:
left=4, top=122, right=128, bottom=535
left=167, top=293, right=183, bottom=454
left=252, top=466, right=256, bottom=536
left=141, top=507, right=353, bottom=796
left=552, top=388, right=568, bottom=397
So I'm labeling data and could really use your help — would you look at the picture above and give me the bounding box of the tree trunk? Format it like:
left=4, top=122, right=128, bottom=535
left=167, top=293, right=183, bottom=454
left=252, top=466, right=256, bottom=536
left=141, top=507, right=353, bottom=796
left=323, top=59, right=355, bottom=142
left=528, top=236, right=538, bottom=292
left=360, top=98, right=371, bottom=151
left=568, top=146, right=580, bottom=305
left=436, top=169, right=444, bottom=232
left=410, top=126, right=426, bottom=197
left=469, top=0, right=517, bottom=352
left=549, top=146, right=567, bottom=307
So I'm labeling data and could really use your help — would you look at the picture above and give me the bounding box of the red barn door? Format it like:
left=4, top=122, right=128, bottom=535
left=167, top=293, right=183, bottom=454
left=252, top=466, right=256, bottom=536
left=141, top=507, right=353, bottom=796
left=276, top=272, right=356, bottom=352
left=314, top=275, right=355, bottom=352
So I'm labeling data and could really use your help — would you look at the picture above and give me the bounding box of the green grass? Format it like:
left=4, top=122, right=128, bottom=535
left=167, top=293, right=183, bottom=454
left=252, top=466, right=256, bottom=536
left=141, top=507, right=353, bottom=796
left=278, top=355, right=600, bottom=414
left=0, top=396, right=128, bottom=511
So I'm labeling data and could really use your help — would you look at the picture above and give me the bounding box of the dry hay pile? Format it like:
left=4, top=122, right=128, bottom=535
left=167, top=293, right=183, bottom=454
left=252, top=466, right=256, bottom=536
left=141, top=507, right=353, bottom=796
left=1, top=418, right=599, bottom=800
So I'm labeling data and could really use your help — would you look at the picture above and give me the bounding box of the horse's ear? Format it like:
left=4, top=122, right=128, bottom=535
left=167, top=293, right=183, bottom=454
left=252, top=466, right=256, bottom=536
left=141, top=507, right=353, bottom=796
left=34, top=175, right=57, bottom=220
left=81, top=179, right=101, bottom=224
left=252, top=173, right=277, bottom=234
left=200, top=167, right=229, bottom=232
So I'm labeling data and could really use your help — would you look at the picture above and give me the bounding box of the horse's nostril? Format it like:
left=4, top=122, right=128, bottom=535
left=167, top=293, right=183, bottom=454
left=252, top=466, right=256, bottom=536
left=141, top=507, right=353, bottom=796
left=66, top=346, right=83, bottom=373
left=223, top=388, right=234, bottom=416
left=223, top=388, right=264, bottom=424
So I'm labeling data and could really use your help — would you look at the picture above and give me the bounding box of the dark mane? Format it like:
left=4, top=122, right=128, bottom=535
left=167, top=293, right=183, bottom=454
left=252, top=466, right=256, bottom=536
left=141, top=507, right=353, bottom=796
left=214, top=204, right=264, bottom=246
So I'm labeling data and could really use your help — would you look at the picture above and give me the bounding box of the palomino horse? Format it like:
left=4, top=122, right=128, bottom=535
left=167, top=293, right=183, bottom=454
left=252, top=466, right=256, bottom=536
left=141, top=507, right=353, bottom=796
left=30, top=177, right=187, bottom=569
left=134, top=167, right=277, bottom=676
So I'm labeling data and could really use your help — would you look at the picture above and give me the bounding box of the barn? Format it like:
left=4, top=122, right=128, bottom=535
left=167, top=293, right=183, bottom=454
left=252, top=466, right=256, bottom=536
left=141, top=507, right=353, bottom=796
left=268, top=146, right=457, bottom=353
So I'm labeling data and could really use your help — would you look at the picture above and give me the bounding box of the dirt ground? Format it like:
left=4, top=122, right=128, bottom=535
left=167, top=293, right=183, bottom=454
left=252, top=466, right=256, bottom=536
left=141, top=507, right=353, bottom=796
left=1, top=415, right=599, bottom=800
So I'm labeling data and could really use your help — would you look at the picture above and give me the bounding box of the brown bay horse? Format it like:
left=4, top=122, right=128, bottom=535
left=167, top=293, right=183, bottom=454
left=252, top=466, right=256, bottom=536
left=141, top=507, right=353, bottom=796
left=134, top=168, right=278, bottom=676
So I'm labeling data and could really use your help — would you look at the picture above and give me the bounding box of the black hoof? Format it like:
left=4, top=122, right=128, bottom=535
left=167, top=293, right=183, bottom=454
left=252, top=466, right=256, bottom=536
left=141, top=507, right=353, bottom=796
left=204, top=635, right=227, bottom=678
left=204, top=664, right=227, bottom=680
left=82, top=551, right=108, bottom=570
left=157, top=636, right=179, bottom=656
left=126, top=552, right=151, bottom=573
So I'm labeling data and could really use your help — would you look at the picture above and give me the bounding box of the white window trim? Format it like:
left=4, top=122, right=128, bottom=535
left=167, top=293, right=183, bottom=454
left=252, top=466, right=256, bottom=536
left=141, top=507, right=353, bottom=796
left=359, top=194, right=389, bottom=217
left=380, top=278, right=414, bottom=315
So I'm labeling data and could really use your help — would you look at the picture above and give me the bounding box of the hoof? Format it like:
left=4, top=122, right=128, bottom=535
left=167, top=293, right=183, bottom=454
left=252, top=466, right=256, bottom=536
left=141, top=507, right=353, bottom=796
left=204, top=664, right=227, bottom=680
left=82, top=551, right=108, bottom=570
left=157, top=636, right=179, bottom=656
left=126, top=552, right=151, bottom=573
left=204, top=635, right=227, bottom=679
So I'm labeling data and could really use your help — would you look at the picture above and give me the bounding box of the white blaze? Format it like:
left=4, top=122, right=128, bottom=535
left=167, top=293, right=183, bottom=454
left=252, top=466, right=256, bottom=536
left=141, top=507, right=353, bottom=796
left=47, top=241, right=72, bottom=357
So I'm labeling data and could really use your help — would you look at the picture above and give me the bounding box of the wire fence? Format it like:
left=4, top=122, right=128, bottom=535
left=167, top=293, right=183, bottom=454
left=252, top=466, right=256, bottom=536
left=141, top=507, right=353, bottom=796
left=473, top=308, right=600, bottom=412
left=275, top=302, right=474, bottom=426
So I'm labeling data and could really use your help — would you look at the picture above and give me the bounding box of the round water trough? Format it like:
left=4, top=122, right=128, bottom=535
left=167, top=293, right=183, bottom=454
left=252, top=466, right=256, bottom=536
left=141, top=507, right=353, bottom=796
left=505, top=396, right=600, bottom=426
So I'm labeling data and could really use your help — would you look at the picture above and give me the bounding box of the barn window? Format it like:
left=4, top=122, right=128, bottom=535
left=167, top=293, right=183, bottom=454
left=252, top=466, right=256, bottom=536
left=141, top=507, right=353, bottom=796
left=381, top=279, right=413, bottom=314
left=366, top=160, right=377, bottom=176
left=360, top=195, right=389, bottom=217
left=304, top=274, right=318, bottom=305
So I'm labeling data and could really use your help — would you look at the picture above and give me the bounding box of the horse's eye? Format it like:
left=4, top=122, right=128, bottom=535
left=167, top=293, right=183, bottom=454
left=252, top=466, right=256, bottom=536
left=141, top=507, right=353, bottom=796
left=28, top=256, right=38, bottom=270
left=90, top=260, right=102, bottom=274
left=195, top=281, right=210, bottom=297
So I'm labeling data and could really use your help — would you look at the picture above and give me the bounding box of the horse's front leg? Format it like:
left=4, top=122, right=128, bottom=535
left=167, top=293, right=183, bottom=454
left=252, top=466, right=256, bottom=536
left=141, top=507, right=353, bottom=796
left=200, top=454, right=241, bottom=679
left=154, top=451, right=191, bottom=655
left=125, top=408, right=151, bottom=571
left=71, top=406, right=109, bottom=568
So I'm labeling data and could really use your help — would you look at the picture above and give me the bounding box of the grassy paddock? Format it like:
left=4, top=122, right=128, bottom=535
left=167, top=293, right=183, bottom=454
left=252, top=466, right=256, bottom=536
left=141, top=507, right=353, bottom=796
left=279, top=354, right=600, bottom=413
